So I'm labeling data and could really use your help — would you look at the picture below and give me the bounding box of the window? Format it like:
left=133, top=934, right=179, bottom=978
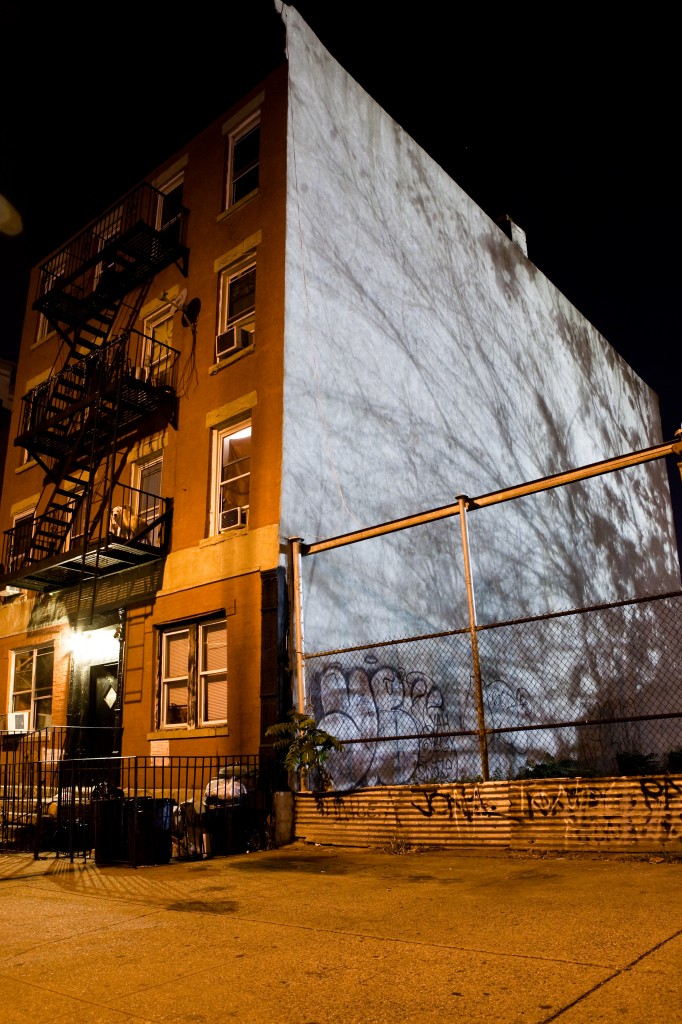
left=212, top=422, right=251, bottom=533
left=142, top=307, right=174, bottom=385
left=93, top=207, right=123, bottom=293
left=41, top=250, right=67, bottom=299
left=159, top=618, right=227, bottom=728
left=8, top=510, right=34, bottom=572
left=68, top=495, right=87, bottom=549
left=36, top=314, right=54, bottom=343
left=134, top=455, right=163, bottom=546
left=10, top=644, right=54, bottom=730
left=156, top=173, right=184, bottom=242
left=216, top=262, right=255, bottom=361
left=226, top=114, right=260, bottom=207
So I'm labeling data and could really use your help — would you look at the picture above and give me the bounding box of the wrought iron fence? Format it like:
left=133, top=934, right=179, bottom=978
left=0, top=744, right=277, bottom=864
left=304, top=591, right=682, bottom=790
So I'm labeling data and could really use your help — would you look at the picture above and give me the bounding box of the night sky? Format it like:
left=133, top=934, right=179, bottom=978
left=1, top=1, right=679, bottom=546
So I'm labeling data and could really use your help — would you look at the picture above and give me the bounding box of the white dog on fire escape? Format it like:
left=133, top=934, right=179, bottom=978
left=109, top=505, right=144, bottom=540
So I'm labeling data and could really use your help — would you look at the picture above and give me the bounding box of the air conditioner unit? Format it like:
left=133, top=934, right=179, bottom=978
left=8, top=711, right=30, bottom=733
left=220, top=505, right=248, bottom=531
left=216, top=325, right=253, bottom=360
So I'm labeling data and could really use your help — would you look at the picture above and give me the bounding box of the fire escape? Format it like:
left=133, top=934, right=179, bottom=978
left=0, top=182, right=189, bottom=604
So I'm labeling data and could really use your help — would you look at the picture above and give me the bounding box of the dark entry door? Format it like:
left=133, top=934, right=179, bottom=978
left=87, top=663, right=119, bottom=758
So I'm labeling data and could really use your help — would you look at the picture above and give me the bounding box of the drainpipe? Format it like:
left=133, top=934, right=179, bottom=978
left=112, top=607, right=125, bottom=756
left=288, top=538, right=306, bottom=712
left=456, top=495, right=489, bottom=781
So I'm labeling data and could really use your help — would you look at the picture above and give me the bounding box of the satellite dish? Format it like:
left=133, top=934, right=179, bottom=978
left=182, top=297, right=201, bottom=327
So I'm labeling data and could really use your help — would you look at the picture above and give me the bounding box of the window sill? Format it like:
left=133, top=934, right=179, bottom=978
left=147, top=725, right=229, bottom=740
left=217, top=189, right=260, bottom=222
left=209, top=344, right=254, bottom=375
left=199, top=527, right=248, bottom=550
left=31, top=330, right=57, bottom=350
left=15, top=460, right=37, bottom=474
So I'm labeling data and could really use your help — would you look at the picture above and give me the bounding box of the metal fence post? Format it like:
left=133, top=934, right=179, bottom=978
left=456, top=494, right=489, bottom=781
left=288, top=537, right=307, bottom=712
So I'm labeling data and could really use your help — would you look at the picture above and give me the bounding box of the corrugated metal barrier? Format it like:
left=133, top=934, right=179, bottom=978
left=293, top=775, right=682, bottom=855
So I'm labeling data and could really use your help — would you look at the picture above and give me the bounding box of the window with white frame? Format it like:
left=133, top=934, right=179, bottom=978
left=156, top=173, right=184, bottom=241
left=212, top=421, right=251, bottom=533
left=216, top=261, right=255, bottom=361
left=226, top=114, right=260, bottom=207
left=199, top=620, right=228, bottom=725
left=36, top=313, right=53, bottom=343
left=159, top=617, right=227, bottom=728
left=10, top=643, right=54, bottom=731
left=142, top=307, right=174, bottom=385
left=133, top=454, right=163, bottom=546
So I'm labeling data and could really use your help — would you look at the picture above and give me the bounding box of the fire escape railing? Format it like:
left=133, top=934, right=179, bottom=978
left=2, top=180, right=187, bottom=600
left=1, top=483, right=172, bottom=578
left=33, top=181, right=189, bottom=347
left=16, top=330, right=180, bottom=449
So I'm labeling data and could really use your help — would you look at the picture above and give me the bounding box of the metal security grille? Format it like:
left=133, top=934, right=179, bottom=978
left=303, top=592, right=682, bottom=790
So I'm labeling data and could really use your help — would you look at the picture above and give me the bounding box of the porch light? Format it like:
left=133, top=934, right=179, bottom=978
left=67, top=627, right=119, bottom=663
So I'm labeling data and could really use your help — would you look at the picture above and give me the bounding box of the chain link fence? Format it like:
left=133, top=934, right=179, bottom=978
left=304, top=591, right=682, bottom=789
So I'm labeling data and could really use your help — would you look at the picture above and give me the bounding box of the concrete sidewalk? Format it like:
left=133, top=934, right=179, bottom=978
left=0, top=842, right=679, bottom=1024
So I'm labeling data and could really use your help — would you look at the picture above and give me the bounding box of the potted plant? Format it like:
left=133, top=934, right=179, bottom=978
left=265, top=709, right=342, bottom=792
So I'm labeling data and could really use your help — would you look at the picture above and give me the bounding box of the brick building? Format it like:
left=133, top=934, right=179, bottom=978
left=0, top=5, right=678, bottom=772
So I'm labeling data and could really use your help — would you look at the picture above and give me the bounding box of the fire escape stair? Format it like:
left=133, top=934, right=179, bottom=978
left=1, top=182, right=188, bottom=595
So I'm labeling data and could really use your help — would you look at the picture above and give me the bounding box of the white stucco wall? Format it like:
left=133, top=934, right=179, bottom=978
left=278, top=6, right=679, bottom=653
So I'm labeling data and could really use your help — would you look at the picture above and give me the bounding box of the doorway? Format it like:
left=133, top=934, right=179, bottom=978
left=85, top=662, right=119, bottom=758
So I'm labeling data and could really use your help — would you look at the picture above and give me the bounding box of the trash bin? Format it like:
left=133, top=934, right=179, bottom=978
left=93, top=798, right=127, bottom=865
left=202, top=767, right=249, bottom=856
left=125, top=797, right=173, bottom=866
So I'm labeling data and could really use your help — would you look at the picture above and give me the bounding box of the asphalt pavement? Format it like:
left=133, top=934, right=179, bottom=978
left=0, top=841, right=679, bottom=1023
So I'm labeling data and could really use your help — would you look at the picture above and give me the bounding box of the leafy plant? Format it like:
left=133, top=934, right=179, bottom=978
left=616, top=751, right=660, bottom=776
left=516, top=759, right=599, bottom=780
left=265, top=709, right=342, bottom=791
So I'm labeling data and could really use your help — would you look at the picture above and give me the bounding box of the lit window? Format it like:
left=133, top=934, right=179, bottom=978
left=216, top=262, right=255, bottom=361
left=159, top=618, right=227, bottom=729
left=10, top=644, right=54, bottom=731
left=212, top=422, right=251, bottom=534
left=227, top=114, right=260, bottom=207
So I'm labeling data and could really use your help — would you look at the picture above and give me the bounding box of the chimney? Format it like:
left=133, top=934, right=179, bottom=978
left=497, top=214, right=528, bottom=258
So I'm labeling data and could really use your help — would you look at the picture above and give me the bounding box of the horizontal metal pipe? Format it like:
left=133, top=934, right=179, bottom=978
left=303, top=436, right=682, bottom=556
left=337, top=709, right=682, bottom=746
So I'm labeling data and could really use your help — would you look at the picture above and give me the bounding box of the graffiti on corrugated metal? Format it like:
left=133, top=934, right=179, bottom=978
left=299, top=776, right=682, bottom=852
left=409, top=784, right=514, bottom=824
left=522, top=776, right=682, bottom=844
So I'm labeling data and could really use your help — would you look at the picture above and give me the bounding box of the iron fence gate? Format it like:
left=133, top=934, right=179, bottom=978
left=0, top=739, right=277, bottom=864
